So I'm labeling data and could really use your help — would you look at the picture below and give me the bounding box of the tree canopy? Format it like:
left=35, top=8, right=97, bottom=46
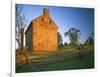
left=64, top=28, right=81, bottom=45
left=58, top=32, right=63, bottom=47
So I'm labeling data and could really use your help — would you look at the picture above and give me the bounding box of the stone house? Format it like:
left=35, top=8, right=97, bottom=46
left=25, top=8, right=58, bottom=52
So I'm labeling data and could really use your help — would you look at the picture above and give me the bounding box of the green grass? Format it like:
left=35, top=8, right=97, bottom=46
left=16, top=48, right=94, bottom=73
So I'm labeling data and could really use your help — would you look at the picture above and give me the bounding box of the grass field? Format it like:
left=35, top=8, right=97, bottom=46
left=16, top=48, right=94, bottom=73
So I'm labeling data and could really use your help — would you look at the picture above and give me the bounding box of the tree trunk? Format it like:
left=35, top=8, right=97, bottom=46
left=20, top=28, right=24, bottom=52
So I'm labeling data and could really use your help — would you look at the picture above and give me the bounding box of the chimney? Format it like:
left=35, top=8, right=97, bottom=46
left=43, top=8, right=49, bottom=15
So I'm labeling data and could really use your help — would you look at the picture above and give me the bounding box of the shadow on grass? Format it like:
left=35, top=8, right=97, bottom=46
left=16, top=48, right=94, bottom=73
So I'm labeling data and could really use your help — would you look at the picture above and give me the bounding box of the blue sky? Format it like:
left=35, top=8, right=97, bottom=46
left=16, top=4, right=94, bottom=44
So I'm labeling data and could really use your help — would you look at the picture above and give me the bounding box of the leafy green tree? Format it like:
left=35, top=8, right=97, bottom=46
left=64, top=42, right=68, bottom=46
left=58, top=32, right=63, bottom=47
left=90, top=32, right=94, bottom=39
left=84, top=32, right=94, bottom=45
left=64, top=28, right=81, bottom=45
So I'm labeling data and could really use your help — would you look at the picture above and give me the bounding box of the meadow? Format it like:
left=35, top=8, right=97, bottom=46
left=16, top=46, right=94, bottom=73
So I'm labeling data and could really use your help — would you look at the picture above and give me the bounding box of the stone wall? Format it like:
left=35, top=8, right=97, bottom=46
left=26, top=8, right=58, bottom=52
left=32, top=12, right=58, bottom=51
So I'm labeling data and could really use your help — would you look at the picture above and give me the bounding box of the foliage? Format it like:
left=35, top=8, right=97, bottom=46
left=58, top=32, right=63, bottom=47
left=64, top=42, right=68, bottom=46
left=64, top=28, right=81, bottom=46
left=84, top=32, right=94, bottom=45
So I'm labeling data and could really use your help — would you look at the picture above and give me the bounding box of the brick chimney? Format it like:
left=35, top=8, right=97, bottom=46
left=43, top=8, right=49, bottom=16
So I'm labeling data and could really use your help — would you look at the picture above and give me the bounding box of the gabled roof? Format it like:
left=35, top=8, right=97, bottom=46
left=25, top=15, right=42, bottom=34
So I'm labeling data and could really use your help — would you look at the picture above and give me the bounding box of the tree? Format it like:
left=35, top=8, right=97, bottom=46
left=58, top=32, right=63, bottom=47
left=64, top=28, right=81, bottom=45
left=16, top=5, right=26, bottom=50
left=90, top=32, right=94, bottom=39
left=84, top=32, right=94, bottom=45
left=64, top=42, right=68, bottom=46
left=15, top=5, right=32, bottom=67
